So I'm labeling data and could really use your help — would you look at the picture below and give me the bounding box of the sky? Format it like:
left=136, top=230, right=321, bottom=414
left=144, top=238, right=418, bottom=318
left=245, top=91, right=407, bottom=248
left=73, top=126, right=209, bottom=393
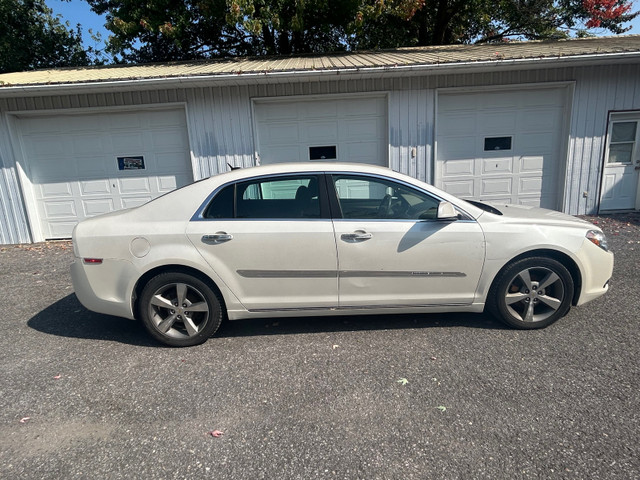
left=46, top=0, right=640, bottom=53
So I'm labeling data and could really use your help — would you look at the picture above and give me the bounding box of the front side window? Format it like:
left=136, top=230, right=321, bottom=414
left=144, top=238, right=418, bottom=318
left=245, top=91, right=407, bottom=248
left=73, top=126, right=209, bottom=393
left=332, top=175, right=440, bottom=220
left=204, top=175, right=323, bottom=219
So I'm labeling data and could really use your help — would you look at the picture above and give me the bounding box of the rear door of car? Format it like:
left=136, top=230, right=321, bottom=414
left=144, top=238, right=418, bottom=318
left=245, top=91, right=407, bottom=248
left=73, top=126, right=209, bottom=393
left=329, top=173, right=486, bottom=307
left=186, top=174, right=338, bottom=311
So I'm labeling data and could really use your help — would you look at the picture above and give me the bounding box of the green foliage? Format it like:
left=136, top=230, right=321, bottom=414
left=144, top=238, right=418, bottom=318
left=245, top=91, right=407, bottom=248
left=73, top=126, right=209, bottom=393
left=82, top=0, right=639, bottom=63
left=0, top=0, right=92, bottom=73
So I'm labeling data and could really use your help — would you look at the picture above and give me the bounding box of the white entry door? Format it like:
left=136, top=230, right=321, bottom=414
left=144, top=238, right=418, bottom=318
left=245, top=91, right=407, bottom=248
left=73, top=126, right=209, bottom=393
left=600, top=115, right=640, bottom=211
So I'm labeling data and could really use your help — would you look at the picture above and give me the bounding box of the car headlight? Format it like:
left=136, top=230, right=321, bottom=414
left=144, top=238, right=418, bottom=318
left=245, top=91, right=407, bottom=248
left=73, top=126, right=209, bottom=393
left=586, top=230, right=609, bottom=252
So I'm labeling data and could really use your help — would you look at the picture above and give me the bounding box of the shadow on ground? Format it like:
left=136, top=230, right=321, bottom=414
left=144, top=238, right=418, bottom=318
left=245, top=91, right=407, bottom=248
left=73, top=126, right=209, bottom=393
left=28, top=293, right=505, bottom=346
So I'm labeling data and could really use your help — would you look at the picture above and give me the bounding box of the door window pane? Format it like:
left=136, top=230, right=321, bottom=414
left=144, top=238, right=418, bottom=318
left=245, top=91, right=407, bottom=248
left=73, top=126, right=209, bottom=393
left=237, top=176, right=321, bottom=218
left=333, top=175, right=440, bottom=220
left=608, top=144, right=633, bottom=164
left=611, top=122, right=637, bottom=142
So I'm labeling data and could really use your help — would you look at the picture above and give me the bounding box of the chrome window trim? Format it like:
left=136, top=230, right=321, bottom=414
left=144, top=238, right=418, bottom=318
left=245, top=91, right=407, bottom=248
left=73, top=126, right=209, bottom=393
left=190, top=171, right=327, bottom=222
left=191, top=170, right=477, bottom=222
left=327, top=171, right=477, bottom=222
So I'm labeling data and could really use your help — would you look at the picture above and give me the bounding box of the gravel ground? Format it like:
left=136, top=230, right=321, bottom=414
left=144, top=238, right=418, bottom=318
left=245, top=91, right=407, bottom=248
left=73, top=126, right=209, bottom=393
left=0, top=213, right=638, bottom=479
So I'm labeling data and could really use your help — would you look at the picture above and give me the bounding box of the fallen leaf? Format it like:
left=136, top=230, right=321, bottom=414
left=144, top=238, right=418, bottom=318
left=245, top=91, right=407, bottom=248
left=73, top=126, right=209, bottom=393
left=208, top=430, right=224, bottom=438
left=19, top=417, right=31, bottom=423
left=397, top=378, right=409, bottom=385
left=437, top=406, right=447, bottom=412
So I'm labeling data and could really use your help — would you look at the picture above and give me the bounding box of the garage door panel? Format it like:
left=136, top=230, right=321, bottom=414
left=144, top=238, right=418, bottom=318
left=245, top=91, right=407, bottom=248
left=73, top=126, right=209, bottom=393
left=121, top=196, right=152, bottom=209
left=438, top=137, right=475, bottom=160
left=83, top=198, right=114, bottom=216
left=339, top=98, right=381, bottom=116
left=29, top=136, right=66, bottom=157
left=44, top=200, right=77, bottom=218
left=438, top=114, right=476, bottom=133
left=436, top=87, right=566, bottom=210
left=481, top=178, right=513, bottom=196
left=303, top=121, right=338, bottom=142
left=443, top=158, right=474, bottom=176
left=79, top=179, right=111, bottom=195
left=522, top=89, right=565, bottom=107
left=150, top=129, right=188, bottom=149
left=72, top=134, right=108, bottom=156
left=157, top=175, right=186, bottom=192
left=263, top=123, right=299, bottom=145
left=116, top=177, right=151, bottom=194
left=517, top=109, right=562, bottom=131
left=301, top=102, right=337, bottom=118
left=520, top=155, right=547, bottom=173
left=520, top=177, right=543, bottom=194
left=480, top=92, right=519, bottom=109
left=48, top=221, right=78, bottom=238
left=478, top=112, right=517, bottom=133
left=442, top=179, right=474, bottom=197
left=341, top=118, right=382, bottom=138
left=256, top=103, right=298, bottom=121
left=40, top=182, right=73, bottom=198
left=19, top=108, right=192, bottom=240
left=439, top=95, right=479, bottom=111
left=343, top=141, right=381, bottom=163
left=108, top=113, right=143, bottom=130
left=482, top=157, right=513, bottom=175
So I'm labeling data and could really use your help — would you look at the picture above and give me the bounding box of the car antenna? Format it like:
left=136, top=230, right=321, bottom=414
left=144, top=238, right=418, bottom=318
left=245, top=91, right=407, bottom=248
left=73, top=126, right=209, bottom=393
left=227, top=162, right=241, bottom=171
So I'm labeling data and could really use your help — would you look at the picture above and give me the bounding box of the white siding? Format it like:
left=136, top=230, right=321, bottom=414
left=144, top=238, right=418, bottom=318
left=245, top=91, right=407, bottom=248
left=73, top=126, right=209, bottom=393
left=1, top=62, right=639, bottom=243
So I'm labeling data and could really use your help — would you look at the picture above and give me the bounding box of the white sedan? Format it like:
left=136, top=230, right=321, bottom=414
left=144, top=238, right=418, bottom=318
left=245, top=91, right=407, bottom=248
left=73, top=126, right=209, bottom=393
left=71, top=163, right=613, bottom=347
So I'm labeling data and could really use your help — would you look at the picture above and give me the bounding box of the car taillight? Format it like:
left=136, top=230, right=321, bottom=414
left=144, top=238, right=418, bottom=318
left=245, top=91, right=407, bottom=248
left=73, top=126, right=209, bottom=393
left=83, top=258, right=103, bottom=264
left=586, top=230, right=609, bottom=252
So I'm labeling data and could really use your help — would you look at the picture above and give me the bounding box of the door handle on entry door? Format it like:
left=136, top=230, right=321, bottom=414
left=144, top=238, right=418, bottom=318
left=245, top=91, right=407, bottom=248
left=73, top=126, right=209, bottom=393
left=341, top=231, right=373, bottom=241
left=202, top=232, right=233, bottom=243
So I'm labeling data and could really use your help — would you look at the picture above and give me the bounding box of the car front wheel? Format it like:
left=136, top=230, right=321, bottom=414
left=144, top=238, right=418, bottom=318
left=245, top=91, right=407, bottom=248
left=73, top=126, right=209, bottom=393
left=488, top=257, right=574, bottom=329
left=139, top=272, right=223, bottom=347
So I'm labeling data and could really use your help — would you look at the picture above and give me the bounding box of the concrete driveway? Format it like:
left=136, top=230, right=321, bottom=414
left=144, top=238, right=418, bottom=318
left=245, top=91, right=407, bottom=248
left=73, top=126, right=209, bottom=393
left=1, top=214, right=639, bottom=479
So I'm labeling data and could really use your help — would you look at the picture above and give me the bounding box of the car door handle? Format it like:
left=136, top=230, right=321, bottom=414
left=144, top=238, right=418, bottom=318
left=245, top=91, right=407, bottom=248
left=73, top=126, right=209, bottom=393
left=202, top=233, right=233, bottom=243
left=341, top=232, right=372, bottom=241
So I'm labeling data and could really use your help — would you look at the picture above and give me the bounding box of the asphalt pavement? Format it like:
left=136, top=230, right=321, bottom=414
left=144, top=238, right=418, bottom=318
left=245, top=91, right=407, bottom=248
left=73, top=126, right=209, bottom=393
left=0, top=213, right=638, bottom=479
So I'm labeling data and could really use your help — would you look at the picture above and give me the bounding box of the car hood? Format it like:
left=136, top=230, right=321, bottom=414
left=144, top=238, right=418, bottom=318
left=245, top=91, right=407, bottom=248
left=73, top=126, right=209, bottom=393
left=480, top=203, right=597, bottom=229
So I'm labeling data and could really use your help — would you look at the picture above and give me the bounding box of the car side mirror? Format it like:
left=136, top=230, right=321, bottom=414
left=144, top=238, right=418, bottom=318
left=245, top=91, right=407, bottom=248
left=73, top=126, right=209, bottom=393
left=436, top=201, right=458, bottom=221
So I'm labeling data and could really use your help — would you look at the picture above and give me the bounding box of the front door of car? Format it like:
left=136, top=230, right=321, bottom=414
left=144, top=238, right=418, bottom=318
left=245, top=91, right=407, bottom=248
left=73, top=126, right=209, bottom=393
left=330, top=174, right=485, bottom=307
left=186, top=174, right=338, bottom=311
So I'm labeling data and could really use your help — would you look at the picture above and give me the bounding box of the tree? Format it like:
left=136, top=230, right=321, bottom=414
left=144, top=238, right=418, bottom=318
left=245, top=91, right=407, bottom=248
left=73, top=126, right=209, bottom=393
left=0, top=0, right=91, bottom=74
left=351, top=0, right=638, bottom=50
left=83, top=0, right=638, bottom=63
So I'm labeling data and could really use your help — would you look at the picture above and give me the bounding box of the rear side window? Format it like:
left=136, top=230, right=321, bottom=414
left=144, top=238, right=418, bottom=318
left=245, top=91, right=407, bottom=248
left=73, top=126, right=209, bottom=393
left=203, top=175, right=325, bottom=219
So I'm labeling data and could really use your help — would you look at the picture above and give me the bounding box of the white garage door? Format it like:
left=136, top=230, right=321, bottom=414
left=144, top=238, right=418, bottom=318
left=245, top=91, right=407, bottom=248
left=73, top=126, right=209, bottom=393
left=18, top=108, right=193, bottom=240
left=435, top=87, right=568, bottom=209
left=254, top=96, right=387, bottom=166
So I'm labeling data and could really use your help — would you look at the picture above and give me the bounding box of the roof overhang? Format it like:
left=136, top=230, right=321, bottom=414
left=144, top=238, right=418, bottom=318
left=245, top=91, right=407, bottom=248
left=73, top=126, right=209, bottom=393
left=1, top=49, right=639, bottom=98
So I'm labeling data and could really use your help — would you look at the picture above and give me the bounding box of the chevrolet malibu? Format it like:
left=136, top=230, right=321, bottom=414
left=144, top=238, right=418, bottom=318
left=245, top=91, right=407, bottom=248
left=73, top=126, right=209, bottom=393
left=71, top=163, right=613, bottom=347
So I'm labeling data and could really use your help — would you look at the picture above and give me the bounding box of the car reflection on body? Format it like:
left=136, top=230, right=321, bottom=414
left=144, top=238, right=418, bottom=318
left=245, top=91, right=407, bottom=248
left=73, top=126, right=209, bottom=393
left=71, top=163, right=613, bottom=347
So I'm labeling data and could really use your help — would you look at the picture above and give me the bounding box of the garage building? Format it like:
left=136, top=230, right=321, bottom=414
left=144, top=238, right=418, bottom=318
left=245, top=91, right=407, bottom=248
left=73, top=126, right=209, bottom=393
left=1, top=35, right=639, bottom=244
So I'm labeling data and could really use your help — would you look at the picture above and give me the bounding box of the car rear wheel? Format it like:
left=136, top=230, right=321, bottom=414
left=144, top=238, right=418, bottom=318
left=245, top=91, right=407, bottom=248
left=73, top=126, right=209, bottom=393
left=488, top=257, right=574, bottom=329
left=139, top=272, right=223, bottom=347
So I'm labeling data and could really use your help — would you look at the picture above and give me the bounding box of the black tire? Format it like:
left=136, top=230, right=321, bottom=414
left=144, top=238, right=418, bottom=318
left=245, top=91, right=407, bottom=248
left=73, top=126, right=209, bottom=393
left=487, top=256, right=574, bottom=329
left=138, top=272, right=223, bottom=347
